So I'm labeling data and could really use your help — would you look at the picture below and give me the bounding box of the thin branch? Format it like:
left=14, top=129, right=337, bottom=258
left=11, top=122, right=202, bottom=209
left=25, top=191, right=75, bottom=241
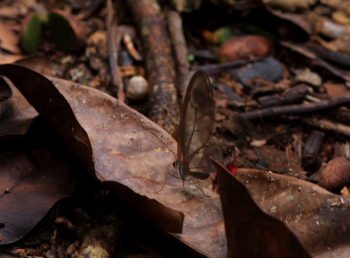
left=107, top=0, right=125, bottom=102
left=242, top=96, right=350, bottom=120
left=303, top=117, right=350, bottom=137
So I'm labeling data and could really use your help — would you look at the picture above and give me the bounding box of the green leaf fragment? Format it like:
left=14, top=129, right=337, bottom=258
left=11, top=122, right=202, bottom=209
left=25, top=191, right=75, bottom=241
left=48, top=12, right=76, bottom=52
left=21, top=12, right=43, bottom=53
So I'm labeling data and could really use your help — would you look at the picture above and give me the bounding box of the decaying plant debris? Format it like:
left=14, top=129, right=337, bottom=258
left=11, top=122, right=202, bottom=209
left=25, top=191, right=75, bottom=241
left=1, top=0, right=350, bottom=257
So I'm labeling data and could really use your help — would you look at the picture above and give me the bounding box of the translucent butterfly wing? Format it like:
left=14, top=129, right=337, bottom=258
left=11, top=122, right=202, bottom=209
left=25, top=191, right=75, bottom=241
left=177, top=71, right=215, bottom=173
left=190, top=145, right=235, bottom=174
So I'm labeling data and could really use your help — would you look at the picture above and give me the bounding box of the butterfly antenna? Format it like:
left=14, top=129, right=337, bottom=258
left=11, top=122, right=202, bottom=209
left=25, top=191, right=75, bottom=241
left=155, top=171, right=184, bottom=193
left=150, top=132, right=177, bottom=160
left=151, top=132, right=179, bottom=193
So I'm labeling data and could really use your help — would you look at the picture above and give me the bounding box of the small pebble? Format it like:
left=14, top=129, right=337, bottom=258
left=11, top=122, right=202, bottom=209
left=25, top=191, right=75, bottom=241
left=126, top=75, right=149, bottom=101
left=295, top=69, right=322, bottom=87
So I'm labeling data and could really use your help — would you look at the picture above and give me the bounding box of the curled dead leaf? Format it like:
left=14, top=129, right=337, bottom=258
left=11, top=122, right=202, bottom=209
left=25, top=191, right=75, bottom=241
left=213, top=158, right=311, bottom=258
left=0, top=77, right=37, bottom=138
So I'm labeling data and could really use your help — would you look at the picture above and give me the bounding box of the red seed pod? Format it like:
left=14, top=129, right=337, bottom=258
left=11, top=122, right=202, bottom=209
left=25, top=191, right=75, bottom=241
left=318, top=156, right=350, bottom=191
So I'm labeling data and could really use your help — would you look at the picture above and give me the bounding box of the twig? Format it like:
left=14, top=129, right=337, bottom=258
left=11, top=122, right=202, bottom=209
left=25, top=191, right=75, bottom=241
left=257, top=84, right=312, bottom=108
left=241, top=96, right=350, bottom=120
left=167, top=10, right=189, bottom=102
left=107, top=0, right=125, bottom=102
left=188, top=49, right=216, bottom=60
left=303, top=117, right=350, bottom=137
left=196, top=59, right=258, bottom=75
left=302, top=130, right=324, bottom=168
left=127, top=0, right=179, bottom=135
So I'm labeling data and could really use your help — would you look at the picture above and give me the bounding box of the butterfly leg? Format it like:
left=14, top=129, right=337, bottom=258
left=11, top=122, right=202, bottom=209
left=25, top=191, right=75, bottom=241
left=155, top=171, right=169, bottom=193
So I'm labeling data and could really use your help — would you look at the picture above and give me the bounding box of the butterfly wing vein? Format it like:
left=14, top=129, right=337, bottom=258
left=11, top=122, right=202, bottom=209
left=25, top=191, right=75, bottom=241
left=177, top=71, right=215, bottom=179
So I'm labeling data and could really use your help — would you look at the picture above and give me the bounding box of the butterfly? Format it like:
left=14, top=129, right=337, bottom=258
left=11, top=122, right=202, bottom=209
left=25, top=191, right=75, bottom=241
left=174, top=70, right=235, bottom=184
left=173, top=70, right=215, bottom=181
left=153, top=70, right=235, bottom=190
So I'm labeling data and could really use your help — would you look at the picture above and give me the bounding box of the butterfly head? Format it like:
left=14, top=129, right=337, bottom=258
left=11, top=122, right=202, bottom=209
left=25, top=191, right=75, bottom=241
left=173, top=160, right=178, bottom=168
left=173, top=160, right=187, bottom=182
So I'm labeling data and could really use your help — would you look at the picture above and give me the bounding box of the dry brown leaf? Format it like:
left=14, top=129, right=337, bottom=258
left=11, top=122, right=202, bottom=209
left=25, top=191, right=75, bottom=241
left=0, top=23, right=21, bottom=54
left=0, top=78, right=37, bottom=138
left=236, top=168, right=350, bottom=257
left=0, top=125, right=78, bottom=245
left=0, top=64, right=226, bottom=257
left=213, top=159, right=311, bottom=258
left=0, top=54, right=26, bottom=65
left=3, top=64, right=350, bottom=257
